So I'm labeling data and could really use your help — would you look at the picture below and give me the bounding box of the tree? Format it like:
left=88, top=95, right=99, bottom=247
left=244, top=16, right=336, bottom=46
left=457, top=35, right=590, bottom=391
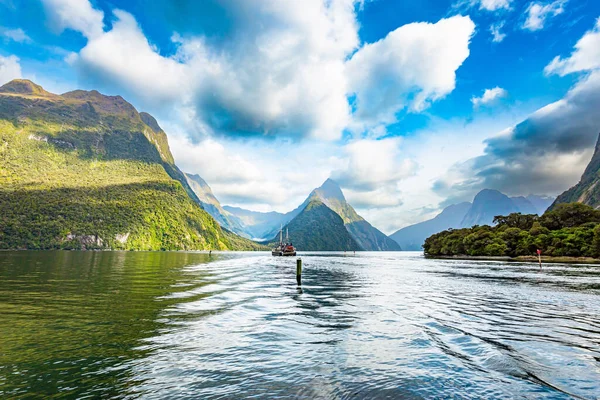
left=539, top=203, right=600, bottom=230
left=494, top=213, right=538, bottom=230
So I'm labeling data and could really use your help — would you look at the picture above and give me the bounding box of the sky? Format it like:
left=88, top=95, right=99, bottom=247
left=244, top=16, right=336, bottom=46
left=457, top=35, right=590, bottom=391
left=1, top=0, right=600, bottom=234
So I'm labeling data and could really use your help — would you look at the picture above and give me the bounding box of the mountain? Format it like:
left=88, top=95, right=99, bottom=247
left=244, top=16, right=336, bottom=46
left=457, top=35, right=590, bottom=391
left=268, top=198, right=360, bottom=251
left=223, top=203, right=306, bottom=240
left=390, top=202, right=472, bottom=251
left=509, top=196, right=538, bottom=215
left=282, top=179, right=401, bottom=251
left=460, top=189, right=521, bottom=228
left=525, top=195, right=555, bottom=214
left=390, top=190, right=555, bottom=251
left=184, top=172, right=249, bottom=238
left=550, top=133, right=600, bottom=210
left=184, top=171, right=299, bottom=240
left=0, top=79, right=262, bottom=251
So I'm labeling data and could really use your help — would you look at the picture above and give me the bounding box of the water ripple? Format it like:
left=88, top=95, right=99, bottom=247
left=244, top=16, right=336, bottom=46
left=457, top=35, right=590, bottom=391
left=1, top=251, right=599, bottom=399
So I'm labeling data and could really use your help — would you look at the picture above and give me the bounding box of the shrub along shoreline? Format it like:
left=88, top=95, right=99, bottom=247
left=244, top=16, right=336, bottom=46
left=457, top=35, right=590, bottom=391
left=425, top=254, right=600, bottom=265
left=423, top=203, right=600, bottom=262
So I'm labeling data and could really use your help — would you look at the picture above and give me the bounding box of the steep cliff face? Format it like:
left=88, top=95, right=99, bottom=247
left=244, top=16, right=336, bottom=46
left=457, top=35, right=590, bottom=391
left=551, top=133, right=600, bottom=210
left=281, top=179, right=401, bottom=251
left=0, top=79, right=261, bottom=250
left=185, top=172, right=249, bottom=238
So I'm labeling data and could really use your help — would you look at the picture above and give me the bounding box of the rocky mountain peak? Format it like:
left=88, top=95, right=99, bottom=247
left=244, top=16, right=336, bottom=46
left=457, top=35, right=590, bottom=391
left=313, top=178, right=346, bottom=202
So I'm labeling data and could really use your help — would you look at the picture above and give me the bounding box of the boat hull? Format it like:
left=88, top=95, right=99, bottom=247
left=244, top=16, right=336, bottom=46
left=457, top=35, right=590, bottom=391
left=271, top=251, right=297, bottom=257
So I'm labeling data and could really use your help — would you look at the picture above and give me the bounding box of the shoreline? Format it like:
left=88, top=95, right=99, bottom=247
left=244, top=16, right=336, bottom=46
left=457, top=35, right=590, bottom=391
left=426, top=254, right=600, bottom=265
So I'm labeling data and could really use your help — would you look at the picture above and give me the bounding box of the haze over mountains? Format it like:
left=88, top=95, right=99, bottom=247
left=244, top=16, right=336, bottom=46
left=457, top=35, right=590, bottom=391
left=390, top=190, right=555, bottom=251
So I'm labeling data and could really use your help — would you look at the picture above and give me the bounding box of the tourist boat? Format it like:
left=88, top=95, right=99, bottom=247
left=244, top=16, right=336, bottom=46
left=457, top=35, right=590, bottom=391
left=272, top=227, right=296, bottom=256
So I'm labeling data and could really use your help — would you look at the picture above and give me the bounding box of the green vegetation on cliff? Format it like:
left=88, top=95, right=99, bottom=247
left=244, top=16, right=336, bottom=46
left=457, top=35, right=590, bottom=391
left=268, top=199, right=361, bottom=251
left=0, top=79, right=263, bottom=251
left=423, top=203, right=600, bottom=258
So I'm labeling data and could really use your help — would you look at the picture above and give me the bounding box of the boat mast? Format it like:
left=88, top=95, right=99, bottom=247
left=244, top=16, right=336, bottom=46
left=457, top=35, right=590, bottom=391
left=286, top=227, right=289, bottom=243
left=279, top=225, right=283, bottom=245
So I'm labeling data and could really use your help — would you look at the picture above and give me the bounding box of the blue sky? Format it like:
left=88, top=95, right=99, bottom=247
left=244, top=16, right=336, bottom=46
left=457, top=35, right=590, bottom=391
left=1, top=0, right=600, bottom=233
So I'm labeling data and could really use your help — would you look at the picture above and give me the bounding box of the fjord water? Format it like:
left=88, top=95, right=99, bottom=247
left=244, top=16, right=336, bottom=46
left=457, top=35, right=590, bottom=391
left=0, top=252, right=599, bottom=399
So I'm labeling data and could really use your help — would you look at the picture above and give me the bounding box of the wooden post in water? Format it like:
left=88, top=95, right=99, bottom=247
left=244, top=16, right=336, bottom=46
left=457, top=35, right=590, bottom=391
left=296, top=258, right=302, bottom=286
left=537, top=249, right=542, bottom=270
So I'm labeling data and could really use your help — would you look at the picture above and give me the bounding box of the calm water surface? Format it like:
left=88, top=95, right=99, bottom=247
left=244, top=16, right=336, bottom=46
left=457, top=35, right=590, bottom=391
left=0, top=251, right=599, bottom=399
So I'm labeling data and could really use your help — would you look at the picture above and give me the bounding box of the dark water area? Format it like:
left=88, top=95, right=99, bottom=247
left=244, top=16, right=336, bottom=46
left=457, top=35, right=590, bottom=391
left=0, top=251, right=599, bottom=399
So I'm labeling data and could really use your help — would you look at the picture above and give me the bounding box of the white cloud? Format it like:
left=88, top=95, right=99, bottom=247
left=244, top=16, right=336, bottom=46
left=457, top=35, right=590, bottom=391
left=471, top=86, right=508, bottom=107
left=0, top=55, right=22, bottom=84
left=168, top=132, right=343, bottom=210
left=1, top=27, right=31, bottom=43
left=47, top=1, right=475, bottom=142
left=69, top=10, right=187, bottom=104
left=522, top=0, right=567, bottom=32
left=346, top=15, right=475, bottom=129
left=490, top=21, right=507, bottom=42
left=39, top=0, right=484, bottom=232
left=332, top=137, right=417, bottom=192
left=41, top=0, right=104, bottom=39
left=55, top=0, right=359, bottom=141
left=544, top=17, right=600, bottom=76
left=454, top=0, right=512, bottom=12
left=435, top=68, right=600, bottom=203
left=345, top=187, right=404, bottom=208
left=479, top=0, right=512, bottom=11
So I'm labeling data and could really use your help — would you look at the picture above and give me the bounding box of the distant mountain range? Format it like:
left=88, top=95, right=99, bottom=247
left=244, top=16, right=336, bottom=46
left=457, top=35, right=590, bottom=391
left=390, top=189, right=555, bottom=251
left=550, top=133, right=600, bottom=210
left=187, top=176, right=401, bottom=251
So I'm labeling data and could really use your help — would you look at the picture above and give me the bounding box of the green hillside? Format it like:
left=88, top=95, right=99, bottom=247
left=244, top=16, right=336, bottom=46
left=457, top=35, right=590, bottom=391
left=0, top=79, right=263, bottom=251
left=268, top=199, right=360, bottom=251
left=311, top=179, right=401, bottom=251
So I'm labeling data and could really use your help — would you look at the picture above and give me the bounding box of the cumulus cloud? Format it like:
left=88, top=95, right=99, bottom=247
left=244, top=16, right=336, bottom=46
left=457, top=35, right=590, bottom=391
left=471, top=86, right=508, bottom=108
left=45, top=0, right=474, bottom=141
left=331, top=137, right=417, bottom=193
left=489, top=21, right=507, bottom=42
left=41, top=0, right=104, bottom=38
left=0, top=54, right=21, bottom=84
left=169, top=136, right=261, bottom=185
left=69, top=10, right=187, bottom=104
left=1, top=27, right=31, bottom=43
left=168, top=131, right=345, bottom=209
left=52, top=0, right=359, bottom=141
left=345, top=187, right=404, bottom=209
left=433, top=17, right=600, bottom=203
left=544, top=17, right=600, bottom=76
left=522, top=0, right=567, bottom=32
left=346, top=15, right=475, bottom=129
left=435, top=69, right=600, bottom=202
